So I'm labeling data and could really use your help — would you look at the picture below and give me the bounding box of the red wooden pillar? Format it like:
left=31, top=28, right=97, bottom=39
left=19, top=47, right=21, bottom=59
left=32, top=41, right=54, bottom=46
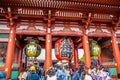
left=74, top=49, right=79, bottom=68
left=82, top=34, right=91, bottom=68
left=5, top=27, right=16, bottom=78
left=44, top=28, right=52, bottom=75
left=111, top=31, right=120, bottom=78
left=18, top=48, right=22, bottom=75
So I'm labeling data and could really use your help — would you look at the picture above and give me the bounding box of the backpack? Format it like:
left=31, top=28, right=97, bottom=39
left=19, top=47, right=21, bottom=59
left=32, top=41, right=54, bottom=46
left=56, top=71, right=65, bottom=80
left=27, top=72, right=39, bottom=80
left=0, top=71, right=6, bottom=80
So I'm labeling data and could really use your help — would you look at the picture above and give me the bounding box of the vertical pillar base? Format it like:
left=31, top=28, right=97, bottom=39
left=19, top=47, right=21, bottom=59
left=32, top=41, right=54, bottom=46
left=118, top=74, right=120, bottom=78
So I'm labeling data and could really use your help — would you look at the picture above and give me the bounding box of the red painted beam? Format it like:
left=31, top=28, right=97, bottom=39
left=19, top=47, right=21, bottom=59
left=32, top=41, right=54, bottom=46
left=77, top=43, right=83, bottom=48
left=87, top=32, right=111, bottom=37
left=16, top=30, right=46, bottom=35
left=15, top=42, right=21, bottom=49
left=0, top=30, right=10, bottom=33
left=118, top=41, right=120, bottom=44
left=0, top=38, right=8, bottom=42
left=0, top=38, right=21, bottom=48
left=104, top=64, right=116, bottom=68
left=0, top=66, right=5, bottom=70
left=116, top=34, right=120, bottom=37
left=101, top=42, right=111, bottom=48
left=52, top=31, right=83, bottom=36
left=0, top=29, right=46, bottom=35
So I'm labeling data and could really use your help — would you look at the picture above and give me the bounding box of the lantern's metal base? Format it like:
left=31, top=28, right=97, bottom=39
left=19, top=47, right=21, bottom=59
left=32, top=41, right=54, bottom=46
left=28, top=57, right=37, bottom=61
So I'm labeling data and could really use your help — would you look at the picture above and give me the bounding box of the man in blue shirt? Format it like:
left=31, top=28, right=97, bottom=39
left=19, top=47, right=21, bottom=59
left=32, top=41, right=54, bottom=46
left=26, top=66, right=39, bottom=80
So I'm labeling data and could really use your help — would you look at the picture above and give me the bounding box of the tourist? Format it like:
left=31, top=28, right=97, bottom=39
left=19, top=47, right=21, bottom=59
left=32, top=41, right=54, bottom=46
left=97, top=65, right=106, bottom=80
left=18, top=68, right=27, bottom=80
left=90, top=66, right=97, bottom=80
left=0, top=71, right=6, bottom=80
left=84, top=67, right=93, bottom=80
left=26, top=66, right=39, bottom=80
left=46, top=67, right=57, bottom=80
left=56, top=66, right=66, bottom=80
left=65, top=67, right=71, bottom=80
left=39, top=67, right=45, bottom=80
left=71, top=68, right=79, bottom=80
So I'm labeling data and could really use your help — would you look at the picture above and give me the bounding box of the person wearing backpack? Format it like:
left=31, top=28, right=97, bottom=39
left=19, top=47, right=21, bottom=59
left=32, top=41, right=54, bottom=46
left=0, top=71, right=6, bottom=80
left=26, top=66, right=39, bottom=80
left=71, top=68, right=79, bottom=80
left=56, top=67, right=66, bottom=80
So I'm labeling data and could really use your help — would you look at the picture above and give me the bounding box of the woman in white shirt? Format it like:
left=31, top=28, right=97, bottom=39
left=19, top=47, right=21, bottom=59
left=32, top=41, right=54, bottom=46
left=84, top=68, right=93, bottom=80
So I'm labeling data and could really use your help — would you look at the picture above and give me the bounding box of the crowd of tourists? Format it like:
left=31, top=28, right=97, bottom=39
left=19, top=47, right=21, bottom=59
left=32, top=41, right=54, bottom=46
left=18, top=64, right=113, bottom=80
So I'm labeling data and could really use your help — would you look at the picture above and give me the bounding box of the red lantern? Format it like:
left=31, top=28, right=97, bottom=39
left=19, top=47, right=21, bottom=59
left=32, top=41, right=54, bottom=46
left=55, top=37, right=74, bottom=60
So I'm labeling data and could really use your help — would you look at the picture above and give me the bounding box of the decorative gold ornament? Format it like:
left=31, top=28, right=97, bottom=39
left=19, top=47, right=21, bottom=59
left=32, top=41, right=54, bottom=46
left=61, top=60, right=69, bottom=63
left=90, top=40, right=101, bottom=59
left=24, top=39, right=41, bottom=60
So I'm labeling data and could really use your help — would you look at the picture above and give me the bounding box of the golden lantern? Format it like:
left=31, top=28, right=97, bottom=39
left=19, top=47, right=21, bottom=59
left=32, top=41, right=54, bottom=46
left=90, top=40, right=101, bottom=60
left=24, top=39, right=41, bottom=60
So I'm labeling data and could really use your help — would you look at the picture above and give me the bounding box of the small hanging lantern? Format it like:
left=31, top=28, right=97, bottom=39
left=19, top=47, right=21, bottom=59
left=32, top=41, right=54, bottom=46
left=55, top=37, right=74, bottom=60
left=90, top=40, right=101, bottom=60
left=24, top=39, right=41, bottom=61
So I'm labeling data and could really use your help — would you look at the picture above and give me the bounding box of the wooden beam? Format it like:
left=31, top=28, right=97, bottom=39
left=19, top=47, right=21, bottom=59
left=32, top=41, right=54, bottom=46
left=52, top=31, right=83, bottom=36
left=0, top=38, right=8, bottom=42
left=87, top=32, right=112, bottom=37
left=73, top=37, right=81, bottom=44
left=0, top=38, right=22, bottom=49
left=16, top=30, right=46, bottom=35
left=118, top=41, right=120, bottom=44
left=15, top=42, right=21, bottom=49
left=77, top=43, right=83, bottom=48
left=85, top=13, right=92, bottom=29
left=101, top=42, right=111, bottom=48
left=116, top=34, right=120, bottom=37
left=0, top=66, right=5, bottom=70
left=0, top=30, right=10, bottom=33
left=104, top=64, right=116, bottom=68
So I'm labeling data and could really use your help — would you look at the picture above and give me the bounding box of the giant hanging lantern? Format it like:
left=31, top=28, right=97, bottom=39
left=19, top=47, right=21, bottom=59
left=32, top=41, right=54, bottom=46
left=90, top=40, right=101, bottom=60
left=55, top=37, right=74, bottom=60
left=24, top=39, right=41, bottom=60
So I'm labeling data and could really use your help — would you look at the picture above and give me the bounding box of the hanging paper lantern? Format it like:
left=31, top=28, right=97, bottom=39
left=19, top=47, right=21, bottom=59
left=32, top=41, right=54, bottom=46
left=90, top=40, right=101, bottom=59
left=24, top=39, right=41, bottom=60
left=55, top=37, right=74, bottom=60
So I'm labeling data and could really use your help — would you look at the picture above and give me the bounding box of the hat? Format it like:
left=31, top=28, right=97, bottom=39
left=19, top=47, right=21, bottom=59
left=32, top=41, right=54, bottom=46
left=30, top=66, right=36, bottom=71
left=99, top=65, right=104, bottom=70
